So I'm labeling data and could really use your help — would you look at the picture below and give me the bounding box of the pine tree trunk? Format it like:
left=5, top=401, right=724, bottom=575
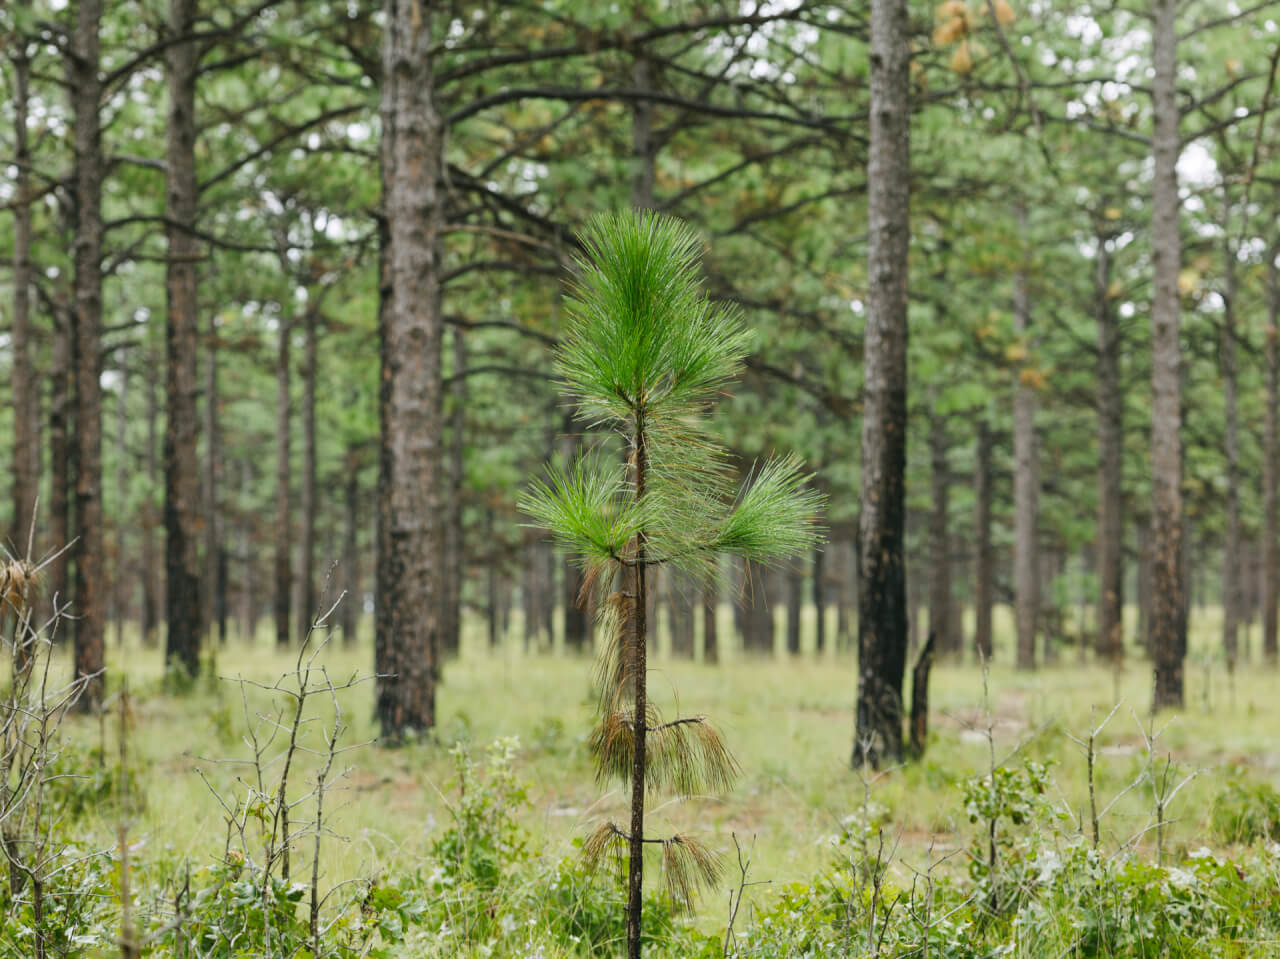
left=140, top=346, right=159, bottom=646
left=163, top=0, right=203, bottom=677
left=71, top=0, right=106, bottom=708
left=444, top=328, right=467, bottom=656
left=1150, top=0, right=1185, bottom=709
left=485, top=509, right=499, bottom=649
left=376, top=0, right=445, bottom=736
left=855, top=0, right=910, bottom=769
left=786, top=564, right=803, bottom=657
left=625, top=414, right=651, bottom=959
left=274, top=319, right=293, bottom=648
left=113, top=359, right=129, bottom=646
left=342, top=443, right=360, bottom=645
left=1222, top=230, right=1241, bottom=674
left=813, top=541, right=826, bottom=654
left=630, top=54, right=656, bottom=211
left=703, top=576, right=719, bottom=663
left=1096, top=234, right=1125, bottom=664
left=835, top=534, right=851, bottom=649
left=10, top=50, right=38, bottom=553
left=1014, top=202, right=1039, bottom=672
left=928, top=411, right=952, bottom=655
left=50, top=298, right=72, bottom=617
left=561, top=416, right=587, bottom=653
left=297, top=309, right=317, bottom=639
left=239, top=459, right=255, bottom=642
left=203, top=305, right=221, bottom=641
left=974, top=418, right=993, bottom=661
left=1264, top=230, right=1279, bottom=664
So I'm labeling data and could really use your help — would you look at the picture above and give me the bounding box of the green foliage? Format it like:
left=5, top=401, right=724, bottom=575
left=1209, top=779, right=1280, bottom=846
left=431, top=738, right=531, bottom=890
left=0, top=844, right=116, bottom=959
left=559, top=212, right=752, bottom=427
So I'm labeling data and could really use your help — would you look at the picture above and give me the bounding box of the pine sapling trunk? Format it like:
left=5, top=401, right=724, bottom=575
left=626, top=413, right=649, bottom=959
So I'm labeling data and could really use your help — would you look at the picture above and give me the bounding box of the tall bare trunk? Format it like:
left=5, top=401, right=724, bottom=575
left=703, top=574, right=719, bottom=663
left=444, top=328, right=466, bottom=656
left=1265, top=230, right=1280, bottom=664
left=928, top=410, right=951, bottom=655
left=855, top=0, right=910, bottom=769
left=70, top=0, right=106, bottom=707
left=376, top=0, right=445, bottom=736
left=630, top=54, right=656, bottom=210
left=163, top=0, right=203, bottom=677
left=50, top=299, right=72, bottom=613
left=205, top=308, right=226, bottom=643
left=812, top=541, right=826, bottom=654
left=561, top=414, right=587, bottom=653
left=1096, top=232, right=1125, bottom=664
left=785, top=564, right=803, bottom=657
left=297, top=309, right=317, bottom=637
left=342, top=442, right=360, bottom=645
left=10, top=49, right=38, bottom=552
left=274, top=319, right=293, bottom=648
left=113, top=358, right=129, bottom=645
left=1150, top=0, right=1185, bottom=708
left=238, top=459, right=255, bottom=642
left=140, top=346, right=159, bottom=646
left=1013, top=203, right=1039, bottom=672
left=1222, top=230, right=1241, bottom=674
left=974, top=418, right=993, bottom=661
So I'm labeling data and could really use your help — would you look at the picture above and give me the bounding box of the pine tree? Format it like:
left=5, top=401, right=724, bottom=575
left=522, top=211, right=822, bottom=959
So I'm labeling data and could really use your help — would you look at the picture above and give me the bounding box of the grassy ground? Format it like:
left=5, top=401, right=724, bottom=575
left=65, top=600, right=1280, bottom=946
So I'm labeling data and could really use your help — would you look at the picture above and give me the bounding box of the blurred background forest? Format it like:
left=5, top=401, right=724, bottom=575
left=4, top=0, right=1280, bottom=714
left=5, top=1, right=1280, bottom=956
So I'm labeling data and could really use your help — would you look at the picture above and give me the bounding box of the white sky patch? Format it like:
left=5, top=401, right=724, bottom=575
left=1178, top=141, right=1217, bottom=188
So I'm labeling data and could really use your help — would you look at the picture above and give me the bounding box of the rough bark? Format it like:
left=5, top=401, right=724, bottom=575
left=163, top=0, right=203, bottom=677
left=1150, top=0, right=1185, bottom=708
left=376, top=0, right=445, bottom=736
left=974, top=418, right=993, bottom=661
left=624, top=414, right=650, bottom=959
left=70, top=0, right=106, bottom=707
left=297, top=308, right=317, bottom=639
left=1266, top=231, right=1280, bottom=664
left=1013, top=203, right=1039, bottom=672
left=274, top=319, right=293, bottom=648
left=10, top=49, right=38, bottom=553
left=854, top=0, right=910, bottom=769
left=928, top=410, right=952, bottom=656
left=1222, top=230, right=1241, bottom=674
left=1096, top=234, right=1125, bottom=665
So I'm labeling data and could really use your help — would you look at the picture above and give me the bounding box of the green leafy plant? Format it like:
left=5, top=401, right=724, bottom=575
left=522, top=210, right=822, bottom=959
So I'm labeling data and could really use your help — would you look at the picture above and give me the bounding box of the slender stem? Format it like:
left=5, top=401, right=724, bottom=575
left=626, top=410, right=649, bottom=959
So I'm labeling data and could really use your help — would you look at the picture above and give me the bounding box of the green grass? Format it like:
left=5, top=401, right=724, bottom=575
left=68, top=600, right=1280, bottom=943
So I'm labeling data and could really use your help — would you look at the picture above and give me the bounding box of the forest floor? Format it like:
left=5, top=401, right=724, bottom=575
left=60, top=603, right=1280, bottom=954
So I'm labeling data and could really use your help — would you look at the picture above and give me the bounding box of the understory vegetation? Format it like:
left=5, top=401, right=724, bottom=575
left=1, top=603, right=1279, bottom=957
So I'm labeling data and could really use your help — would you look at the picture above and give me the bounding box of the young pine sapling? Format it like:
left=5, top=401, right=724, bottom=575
left=522, top=212, right=822, bottom=959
